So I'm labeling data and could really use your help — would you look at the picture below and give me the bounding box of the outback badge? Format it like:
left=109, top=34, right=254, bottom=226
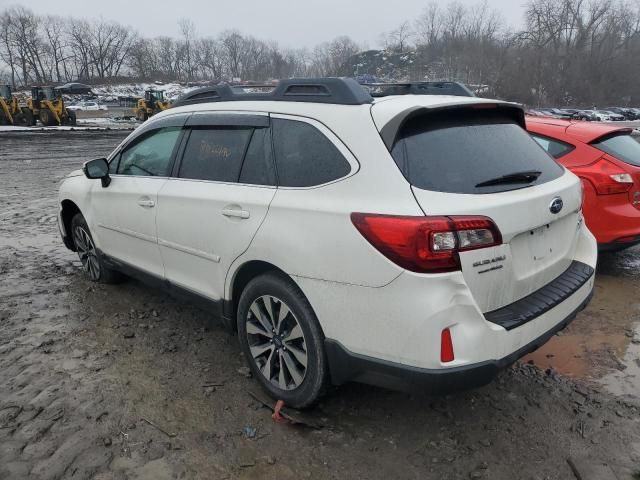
left=549, top=197, right=563, bottom=214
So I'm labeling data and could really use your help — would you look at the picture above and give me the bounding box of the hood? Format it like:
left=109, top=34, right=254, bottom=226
left=66, top=169, right=84, bottom=178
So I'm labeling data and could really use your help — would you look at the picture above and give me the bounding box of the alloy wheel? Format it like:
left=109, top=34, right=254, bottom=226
left=73, top=226, right=100, bottom=281
left=245, top=295, right=308, bottom=390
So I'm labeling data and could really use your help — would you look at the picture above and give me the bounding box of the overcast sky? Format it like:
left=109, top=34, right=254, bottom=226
left=12, top=0, right=526, bottom=48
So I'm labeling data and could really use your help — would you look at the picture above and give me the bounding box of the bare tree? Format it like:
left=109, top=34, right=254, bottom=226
left=382, top=21, right=414, bottom=52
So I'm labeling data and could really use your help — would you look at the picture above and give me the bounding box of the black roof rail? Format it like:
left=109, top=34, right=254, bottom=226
left=362, top=81, right=476, bottom=98
left=171, top=78, right=373, bottom=108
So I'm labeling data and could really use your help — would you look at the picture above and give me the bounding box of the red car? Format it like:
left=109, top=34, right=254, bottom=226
left=526, top=117, right=640, bottom=251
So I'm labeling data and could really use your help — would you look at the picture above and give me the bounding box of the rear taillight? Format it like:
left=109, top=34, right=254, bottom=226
left=574, top=158, right=634, bottom=195
left=350, top=213, right=502, bottom=273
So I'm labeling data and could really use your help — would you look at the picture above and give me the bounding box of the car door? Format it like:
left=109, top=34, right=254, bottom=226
left=156, top=112, right=276, bottom=300
left=88, top=116, right=187, bottom=278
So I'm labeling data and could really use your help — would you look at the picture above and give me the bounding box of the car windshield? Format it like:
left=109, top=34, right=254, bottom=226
left=390, top=108, right=564, bottom=194
left=592, top=133, right=640, bottom=167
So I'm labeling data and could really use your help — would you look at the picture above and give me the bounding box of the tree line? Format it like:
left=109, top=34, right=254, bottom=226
left=1, top=0, right=640, bottom=106
left=0, top=7, right=360, bottom=88
left=373, top=0, right=640, bottom=106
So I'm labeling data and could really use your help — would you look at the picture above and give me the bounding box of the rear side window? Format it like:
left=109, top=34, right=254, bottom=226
left=592, top=133, right=640, bottom=167
left=239, top=128, right=276, bottom=186
left=179, top=128, right=253, bottom=182
left=531, top=134, right=575, bottom=159
left=272, top=118, right=351, bottom=187
left=391, top=109, right=564, bottom=194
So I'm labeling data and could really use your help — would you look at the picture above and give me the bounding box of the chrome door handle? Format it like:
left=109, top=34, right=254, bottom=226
left=137, top=199, right=155, bottom=208
left=221, top=208, right=250, bottom=219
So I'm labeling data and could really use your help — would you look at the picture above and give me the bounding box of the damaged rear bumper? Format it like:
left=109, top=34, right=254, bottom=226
left=325, top=287, right=593, bottom=394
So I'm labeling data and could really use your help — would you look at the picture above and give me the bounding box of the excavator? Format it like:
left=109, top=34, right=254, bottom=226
left=133, top=89, right=171, bottom=121
left=25, top=86, right=76, bottom=126
left=0, top=84, right=30, bottom=126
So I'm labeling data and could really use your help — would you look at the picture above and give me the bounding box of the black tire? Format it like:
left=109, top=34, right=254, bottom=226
left=70, top=213, right=123, bottom=284
left=39, top=109, right=53, bottom=126
left=237, top=272, right=328, bottom=409
left=66, top=109, right=77, bottom=126
left=23, top=108, right=35, bottom=126
left=13, top=112, right=28, bottom=126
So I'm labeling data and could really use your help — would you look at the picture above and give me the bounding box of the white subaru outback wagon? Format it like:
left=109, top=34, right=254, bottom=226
left=58, top=78, right=597, bottom=408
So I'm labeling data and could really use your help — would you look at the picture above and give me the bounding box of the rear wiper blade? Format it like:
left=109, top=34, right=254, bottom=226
left=475, top=170, right=542, bottom=188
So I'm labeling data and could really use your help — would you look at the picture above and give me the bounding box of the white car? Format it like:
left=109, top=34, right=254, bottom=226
left=58, top=79, right=597, bottom=408
left=596, top=110, right=625, bottom=121
left=67, top=101, right=108, bottom=112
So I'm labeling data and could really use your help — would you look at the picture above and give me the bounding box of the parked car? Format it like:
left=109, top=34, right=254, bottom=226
left=527, top=116, right=640, bottom=250
left=560, top=108, right=580, bottom=117
left=629, top=108, right=640, bottom=118
left=546, top=108, right=574, bottom=119
left=606, top=107, right=638, bottom=120
left=596, top=110, right=625, bottom=121
left=572, top=110, right=598, bottom=121
left=58, top=82, right=93, bottom=95
left=58, top=78, right=597, bottom=407
left=67, top=101, right=108, bottom=112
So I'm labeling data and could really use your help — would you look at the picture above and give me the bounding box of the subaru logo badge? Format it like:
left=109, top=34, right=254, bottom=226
left=549, top=197, right=563, bottom=214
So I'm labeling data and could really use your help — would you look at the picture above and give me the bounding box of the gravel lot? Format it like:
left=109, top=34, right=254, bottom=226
left=1, top=131, right=639, bottom=480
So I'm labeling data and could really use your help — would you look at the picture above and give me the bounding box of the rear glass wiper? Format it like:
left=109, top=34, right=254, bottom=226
left=475, top=170, right=542, bottom=188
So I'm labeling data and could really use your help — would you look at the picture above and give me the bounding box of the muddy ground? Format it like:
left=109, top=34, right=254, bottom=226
left=0, top=131, right=639, bottom=480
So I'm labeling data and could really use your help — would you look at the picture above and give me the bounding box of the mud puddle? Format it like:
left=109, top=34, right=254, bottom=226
left=524, top=247, right=640, bottom=399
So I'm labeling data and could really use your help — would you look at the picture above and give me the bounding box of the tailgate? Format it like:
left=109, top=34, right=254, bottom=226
left=411, top=173, right=583, bottom=312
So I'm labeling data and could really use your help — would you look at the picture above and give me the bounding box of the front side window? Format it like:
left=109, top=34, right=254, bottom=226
left=272, top=118, right=351, bottom=187
left=117, top=127, right=181, bottom=177
left=531, top=134, right=575, bottom=159
left=179, top=128, right=253, bottom=182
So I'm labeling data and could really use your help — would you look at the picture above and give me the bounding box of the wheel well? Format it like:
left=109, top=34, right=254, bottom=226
left=60, top=199, right=81, bottom=251
left=228, top=261, right=289, bottom=330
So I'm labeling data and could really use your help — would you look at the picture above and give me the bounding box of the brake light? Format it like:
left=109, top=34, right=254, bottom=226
left=441, top=328, right=455, bottom=363
left=350, top=213, right=502, bottom=273
left=574, top=158, right=634, bottom=195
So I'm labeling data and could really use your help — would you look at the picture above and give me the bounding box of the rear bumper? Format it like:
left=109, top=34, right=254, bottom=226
left=598, top=235, right=640, bottom=252
left=325, top=289, right=593, bottom=393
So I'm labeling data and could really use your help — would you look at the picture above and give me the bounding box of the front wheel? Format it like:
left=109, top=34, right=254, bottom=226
left=71, top=213, right=123, bottom=284
left=65, top=109, right=77, bottom=126
left=237, top=272, right=328, bottom=409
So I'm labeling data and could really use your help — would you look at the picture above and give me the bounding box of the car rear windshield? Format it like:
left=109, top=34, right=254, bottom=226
left=390, top=108, right=564, bottom=194
left=592, top=133, right=640, bottom=167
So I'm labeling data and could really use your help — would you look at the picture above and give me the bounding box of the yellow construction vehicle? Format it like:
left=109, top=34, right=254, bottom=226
left=133, top=89, right=171, bottom=121
left=25, top=86, right=76, bottom=126
left=0, top=84, right=31, bottom=126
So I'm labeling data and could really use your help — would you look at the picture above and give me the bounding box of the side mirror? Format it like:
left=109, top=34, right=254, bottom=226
left=83, top=158, right=111, bottom=187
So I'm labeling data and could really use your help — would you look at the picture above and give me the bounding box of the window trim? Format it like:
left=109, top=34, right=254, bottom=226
left=529, top=132, right=576, bottom=160
left=269, top=113, right=360, bottom=190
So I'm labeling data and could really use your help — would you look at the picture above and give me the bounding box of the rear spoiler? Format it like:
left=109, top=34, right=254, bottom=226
left=378, top=102, right=525, bottom=151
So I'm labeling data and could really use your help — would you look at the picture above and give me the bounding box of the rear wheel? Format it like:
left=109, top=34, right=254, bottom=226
left=237, top=272, right=328, bottom=409
left=71, top=213, right=123, bottom=284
